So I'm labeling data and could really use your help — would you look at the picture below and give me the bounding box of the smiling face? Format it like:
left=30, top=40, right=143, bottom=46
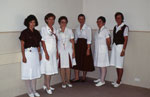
left=97, top=19, right=105, bottom=28
left=115, top=14, right=123, bottom=25
left=78, top=16, right=85, bottom=25
left=29, top=20, right=36, bottom=29
left=60, top=19, right=67, bottom=28
left=46, top=17, right=55, bottom=26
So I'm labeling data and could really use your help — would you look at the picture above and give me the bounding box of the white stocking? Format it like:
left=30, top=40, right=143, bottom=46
left=25, top=80, right=32, bottom=94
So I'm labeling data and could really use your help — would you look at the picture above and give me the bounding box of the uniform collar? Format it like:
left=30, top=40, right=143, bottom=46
left=100, top=26, right=105, bottom=32
left=27, top=28, right=35, bottom=33
left=59, top=27, right=68, bottom=33
left=115, top=22, right=125, bottom=32
left=46, top=25, right=52, bottom=32
left=79, top=23, right=87, bottom=30
left=116, top=22, right=125, bottom=28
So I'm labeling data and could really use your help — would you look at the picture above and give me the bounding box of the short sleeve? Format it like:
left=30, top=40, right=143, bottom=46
left=19, top=31, right=26, bottom=41
left=124, top=26, right=129, bottom=36
left=70, top=29, right=74, bottom=39
left=87, top=27, right=92, bottom=44
left=40, top=27, right=46, bottom=41
left=105, top=29, right=110, bottom=38
left=36, top=31, right=42, bottom=42
left=74, top=29, right=78, bottom=43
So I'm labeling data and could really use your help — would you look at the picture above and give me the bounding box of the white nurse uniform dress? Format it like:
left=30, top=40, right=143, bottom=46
left=94, top=26, right=110, bottom=67
left=56, top=27, right=76, bottom=68
left=40, top=25, right=58, bottom=75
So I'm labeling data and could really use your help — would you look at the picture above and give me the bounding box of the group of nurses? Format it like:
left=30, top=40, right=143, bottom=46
left=94, top=12, right=129, bottom=88
left=19, top=12, right=128, bottom=97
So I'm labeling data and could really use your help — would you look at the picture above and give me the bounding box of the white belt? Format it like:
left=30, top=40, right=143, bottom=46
left=25, top=47, right=38, bottom=52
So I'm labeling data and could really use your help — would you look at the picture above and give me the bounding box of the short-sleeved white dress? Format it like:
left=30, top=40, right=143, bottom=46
left=94, top=26, right=110, bottom=67
left=56, top=27, right=76, bottom=68
left=40, top=25, right=58, bottom=75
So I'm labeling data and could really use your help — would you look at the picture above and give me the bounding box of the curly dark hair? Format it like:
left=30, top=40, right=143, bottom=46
left=58, top=16, right=68, bottom=24
left=97, top=16, right=106, bottom=23
left=44, top=13, right=56, bottom=24
left=24, top=15, right=38, bottom=27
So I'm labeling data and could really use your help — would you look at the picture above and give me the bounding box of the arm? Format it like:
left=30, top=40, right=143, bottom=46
left=38, top=46, right=42, bottom=60
left=41, top=41, right=49, bottom=60
left=56, top=35, right=59, bottom=59
left=106, top=37, right=111, bottom=51
left=70, top=39, right=75, bottom=58
left=20, top=40, right=26, bottom=63
left=121, top=36, right=128, bottom=56
left=86, top=28, right=92, bottom=56
left=121, top=27, right=129, bottom=56
left=106, top=30, right=111, bottom=51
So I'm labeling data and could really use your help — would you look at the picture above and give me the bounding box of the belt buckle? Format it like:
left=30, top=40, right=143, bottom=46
left=29, top=50, right=32, bottom=52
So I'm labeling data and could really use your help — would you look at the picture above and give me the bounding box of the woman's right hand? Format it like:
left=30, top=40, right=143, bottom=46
left=22, top=56, right=27, bottom=63
left=45, top=53, right=50, bottom=60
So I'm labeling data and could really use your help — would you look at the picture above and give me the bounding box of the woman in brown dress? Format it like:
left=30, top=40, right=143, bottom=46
left=73, top=14, right=95, bottom=82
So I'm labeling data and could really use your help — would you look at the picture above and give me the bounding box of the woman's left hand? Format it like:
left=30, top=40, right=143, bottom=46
left=120, top=50, right=125, bottom=56
left=86, top=49, right=90, bottom=56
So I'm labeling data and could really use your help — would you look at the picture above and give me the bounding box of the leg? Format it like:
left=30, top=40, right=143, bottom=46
left=100, top=67, right=107, bottom=83
left=99, top=67, right=101, bottom=79
left=45, top=75, right=50, bottom=90
left=31, top=79, right=37, bottom=93
left=60, top=68, right=66, bottom=84
left=116, top=68, right=123, bottom=84
left=44, top=75, right=46, bottom=86
left=73, top=69, right=79, bottom=81
left=82, top=71, right=87, bottom=80
left=25, top=80, right=32, bottom=94
left=66, top=68, right=71, bottom=83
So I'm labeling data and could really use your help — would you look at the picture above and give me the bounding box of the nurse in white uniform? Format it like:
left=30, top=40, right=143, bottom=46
left=94, top=16, right=111, bottom=86
left=110, top=12, right=129, bottom=87
left=19, top=15, right=41, bottom=97
left=57, top=16, right=76, bottom=88
left=40, top=13, right=58, bottom=94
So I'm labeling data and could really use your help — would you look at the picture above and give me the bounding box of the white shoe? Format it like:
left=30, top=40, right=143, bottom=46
left=111, top=82, right=116, bottom=85
left=113, top=83, right=121, bottom=88
left=67, top=83, right=72, bottom=88
left=95, top=81, right=105, bottom=87
left=46, top=89, right=52, bottom=95
left=43, top=85, right=55, bottom=91
left=62, top=84, right=67, bottom=88
left=94, top=79, right=101, bottom=83
left=43, top=85, right=46, bottom=90
left=34, top=92, right=40, bottom=97
left=50, top=87, right=55, bottom=91
left=28, top=93, right=35, bottom=97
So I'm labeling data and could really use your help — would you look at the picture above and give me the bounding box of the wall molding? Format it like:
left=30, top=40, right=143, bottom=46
left=0, top=30, right=150, bottom=33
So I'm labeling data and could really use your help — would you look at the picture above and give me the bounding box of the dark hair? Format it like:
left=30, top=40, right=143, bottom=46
left=78, top=14, right=86, bottom=19
left=24, top=15, right=38, bottom=27
left=44, top=13, right=56, bottom=24
left=115, top=12, right=124, bottom=22
left=97, top=16, right=106, bottom=23
left=58, top=16, right=68, bottom=24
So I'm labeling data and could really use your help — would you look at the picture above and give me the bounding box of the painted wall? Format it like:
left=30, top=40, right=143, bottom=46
left=0, top=0, right=150, bottom=97
left=0, top=0, right=82, bottom=32
left=0, top=0, right=82, bottom=97
left=83, top=0, right=150, bottom=89
left=83, top=0, right=150, bottom=31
